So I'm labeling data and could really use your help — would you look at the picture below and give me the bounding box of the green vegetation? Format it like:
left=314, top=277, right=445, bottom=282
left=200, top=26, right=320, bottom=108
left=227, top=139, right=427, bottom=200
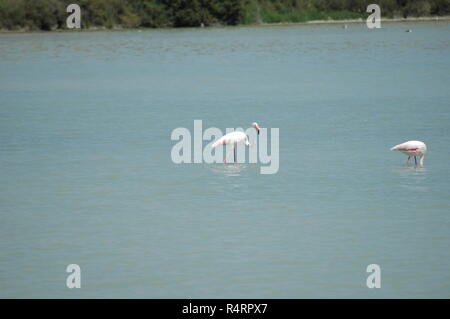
left=0, top=0, right=449, bottom=31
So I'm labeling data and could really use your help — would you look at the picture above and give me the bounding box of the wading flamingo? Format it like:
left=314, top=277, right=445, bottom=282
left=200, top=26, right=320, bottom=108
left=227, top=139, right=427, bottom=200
left=390, top=140, right=427, bottom=167
left=212, top=122, right=260, bottom=163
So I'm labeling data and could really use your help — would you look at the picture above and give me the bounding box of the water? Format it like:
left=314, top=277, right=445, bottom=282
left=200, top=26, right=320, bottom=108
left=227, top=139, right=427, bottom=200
left=0, top=22, right=449, bottom=298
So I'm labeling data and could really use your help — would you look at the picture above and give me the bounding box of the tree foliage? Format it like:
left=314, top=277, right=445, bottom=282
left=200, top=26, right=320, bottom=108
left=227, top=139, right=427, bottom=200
left=0, top=0, right=449, bottom=30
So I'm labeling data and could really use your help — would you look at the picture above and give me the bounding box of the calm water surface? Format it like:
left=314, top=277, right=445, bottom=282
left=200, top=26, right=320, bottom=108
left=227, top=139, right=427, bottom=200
left=1, top=22, right=449, bottom=298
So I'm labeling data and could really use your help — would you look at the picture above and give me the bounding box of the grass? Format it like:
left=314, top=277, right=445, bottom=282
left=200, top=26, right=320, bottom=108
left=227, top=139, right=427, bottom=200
left=258, top=9, right=365, bottom=24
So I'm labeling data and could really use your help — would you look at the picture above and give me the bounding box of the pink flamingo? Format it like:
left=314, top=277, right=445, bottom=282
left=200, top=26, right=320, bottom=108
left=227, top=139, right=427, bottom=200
left=390, top=140, right=427, bottom=167
left=212, top=122, right=260, bottom=163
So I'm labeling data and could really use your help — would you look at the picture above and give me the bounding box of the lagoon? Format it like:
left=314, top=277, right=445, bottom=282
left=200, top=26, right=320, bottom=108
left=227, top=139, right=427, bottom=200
left=0, top=21, right=449, bottom=298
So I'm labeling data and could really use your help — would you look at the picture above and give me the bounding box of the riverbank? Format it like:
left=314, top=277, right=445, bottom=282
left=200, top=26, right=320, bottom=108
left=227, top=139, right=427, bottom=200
left=2, top=15, right=450, bottom=34
left=1, top=0, right=450, bottom=32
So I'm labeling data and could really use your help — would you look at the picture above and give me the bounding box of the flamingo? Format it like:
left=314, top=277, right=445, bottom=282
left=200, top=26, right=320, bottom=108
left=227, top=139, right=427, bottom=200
left=212, top=122, right=260, bottom=163
left=390, top=140, right=427, bottom=167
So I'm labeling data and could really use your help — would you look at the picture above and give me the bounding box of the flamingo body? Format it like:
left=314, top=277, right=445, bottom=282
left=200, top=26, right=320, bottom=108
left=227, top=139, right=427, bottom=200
left=390, top=140, right=427, bottom=166
left=212, top=131, right=249, bottom=148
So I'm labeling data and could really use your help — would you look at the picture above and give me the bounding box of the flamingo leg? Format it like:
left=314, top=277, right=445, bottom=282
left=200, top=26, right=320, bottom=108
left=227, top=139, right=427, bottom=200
left=224, top=144, right=234, bottom=164
left=419, top=155, right=424, bottom=167
left=234, top=144, right=236, bottom=163
left=414, top=156, right=417, bottom=166
left=223, top=145, right=226, bottom=163
left=223, top=145, right=228, bottom=163
left=406, top=156, right=410, bottom=167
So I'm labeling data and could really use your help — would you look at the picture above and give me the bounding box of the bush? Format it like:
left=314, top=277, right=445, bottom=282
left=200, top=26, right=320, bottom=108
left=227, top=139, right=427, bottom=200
left=404, top=0, right=432, bottom=16
left=0, top=0, right=448, bottom=30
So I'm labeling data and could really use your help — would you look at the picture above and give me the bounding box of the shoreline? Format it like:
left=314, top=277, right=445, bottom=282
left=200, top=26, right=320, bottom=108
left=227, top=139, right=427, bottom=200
left=1, top=15, right=450, bottom=34
left=262, top=15, right=450, bottom=26
left=308, top=15, right=450, bottom=24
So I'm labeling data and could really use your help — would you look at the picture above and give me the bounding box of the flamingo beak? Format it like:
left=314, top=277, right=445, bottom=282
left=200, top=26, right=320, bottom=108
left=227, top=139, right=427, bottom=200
left=255, top=125, right=260, bottom=135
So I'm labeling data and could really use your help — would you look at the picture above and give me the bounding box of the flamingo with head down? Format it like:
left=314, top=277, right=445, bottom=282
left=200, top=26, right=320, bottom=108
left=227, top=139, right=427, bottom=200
left=390, top=140, right=427, bottom=167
